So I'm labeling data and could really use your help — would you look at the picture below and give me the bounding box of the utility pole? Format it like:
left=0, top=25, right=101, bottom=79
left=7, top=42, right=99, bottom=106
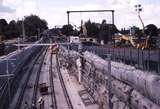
left=67, top=11, right=70, bottom=25
left=107, top=54, right=112, bottom=109
left=22, top=18, right=26, bottom=42
left=104, top=54, right=112, bottom=109
left=135, top=4, right=145, bottom=68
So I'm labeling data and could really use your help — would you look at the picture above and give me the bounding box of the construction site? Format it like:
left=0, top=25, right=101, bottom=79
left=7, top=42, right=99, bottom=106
left=1, top=2, right=160, bottom=109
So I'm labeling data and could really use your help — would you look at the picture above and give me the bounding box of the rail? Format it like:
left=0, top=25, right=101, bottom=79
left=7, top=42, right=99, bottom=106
left=31, top=47, right=48, bottom=105
left=13, top=47, right=47, bottom=109
left=56, top=53, right=74, bottom=109
left=49, top=53, right=57, bottom=109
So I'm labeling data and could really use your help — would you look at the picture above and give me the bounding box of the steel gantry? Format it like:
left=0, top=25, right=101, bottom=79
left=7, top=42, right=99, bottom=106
left=66, top=10, right=115, bottom=25
left=66, top=9, right=115, bottom=44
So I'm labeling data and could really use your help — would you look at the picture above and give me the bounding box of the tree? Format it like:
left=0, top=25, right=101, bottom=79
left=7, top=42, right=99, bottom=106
left=144, top=24, right=158, bottom=47
left=85, top=20, right=92, bottom=37
left=0, top=19, right=8, bottom=37
left=61, top=24, right=73, bottom=36
left=85, top=20, right=100, bottom=38
left=144, top=24, right=158, bottom=36
left=5, top=20, right=20, bottom=39
left=99, top=19, right=119, bottom=43
left=16, top=20, right=23, bottom=37
left=71, top=29, right=79, bottom=36
left=130, top=26, right=143, bottom=41
left=0, top=15, right=48, bottom=39
left=24, top=15, right=48, bottom=37
left=120, top=28, right=130, bottom=34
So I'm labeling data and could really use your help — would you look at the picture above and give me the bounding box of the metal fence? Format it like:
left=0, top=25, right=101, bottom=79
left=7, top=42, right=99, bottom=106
left=62, top=43, right=160, bottom=74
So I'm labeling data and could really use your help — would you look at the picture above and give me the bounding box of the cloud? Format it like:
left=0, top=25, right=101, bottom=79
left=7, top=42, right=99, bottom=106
left=16, top=1, right=38, bottom=17
left=98, top=0, right=160, bottom=29
left=43, top=1, right=160, bottom=29
left=0, top=0, right=15, bottom=13
left=3, top=0, right=39, bottom=21
left=1, top=0, right=160, bottom=29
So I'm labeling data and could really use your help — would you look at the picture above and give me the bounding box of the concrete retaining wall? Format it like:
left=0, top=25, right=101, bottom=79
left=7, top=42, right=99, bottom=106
left=59, top=47, right=160, bottom=109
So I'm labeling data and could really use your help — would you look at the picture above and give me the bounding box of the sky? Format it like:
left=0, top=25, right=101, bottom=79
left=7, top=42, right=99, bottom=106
left=0, top=0, right=160, bottom=29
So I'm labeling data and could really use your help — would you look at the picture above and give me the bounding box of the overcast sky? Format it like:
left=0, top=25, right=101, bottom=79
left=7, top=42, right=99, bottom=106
left=0, top=0, right=160, bottom=29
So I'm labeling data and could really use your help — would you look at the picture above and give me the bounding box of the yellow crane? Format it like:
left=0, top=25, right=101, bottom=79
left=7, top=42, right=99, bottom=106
left=115, top=34, right=150, bottom=49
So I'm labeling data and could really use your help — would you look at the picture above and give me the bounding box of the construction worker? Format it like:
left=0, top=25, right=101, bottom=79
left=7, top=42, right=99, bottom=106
left=23, top=101, right=29, bottom=109
left=31, top=104, right=37, bottom=109
left=37, top=97, right=44, bottom=109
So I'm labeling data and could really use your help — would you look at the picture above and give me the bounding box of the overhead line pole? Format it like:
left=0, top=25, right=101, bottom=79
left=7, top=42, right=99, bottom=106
left=22, top=18, right=26, bottom=42
left=67, top=11, right=70, bottom=25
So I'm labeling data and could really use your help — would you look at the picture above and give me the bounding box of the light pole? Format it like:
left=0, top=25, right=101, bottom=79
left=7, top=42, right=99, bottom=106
left=135, top=4, right=144, bottom=33
left=22, top=18, right=26, bottom=42
left=135, top=4, right=144, bottom=68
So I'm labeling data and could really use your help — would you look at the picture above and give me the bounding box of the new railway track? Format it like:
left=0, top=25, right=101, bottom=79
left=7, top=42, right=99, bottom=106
left=49, top=53, right=57, bottom=109
left=47, top=51, right=74, bottom=109
left=1, top=42, right=74, bottom=109
left=55, top=53, right=74, bottom=109
left=12, top=48, right=73, bottom=109
left=14, top=47, right=48, bottom=109
left=0, top=47, right=44, bottom=109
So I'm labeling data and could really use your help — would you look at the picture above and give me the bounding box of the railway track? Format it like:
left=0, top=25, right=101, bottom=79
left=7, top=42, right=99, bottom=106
left=11, top=48, right=73, bottom=109
left=31, top=48, right=48, bottom=106
left=10, top=47, right=48, bottom=109
left=55, top=53, right=74, bottom=109
left=49, top=53, right=57, bottom=109
left=1, top=43, right=74, bottom=109
left=0, top=47, right=43, bottom=109
left=43, top=52, right=74, bottom=109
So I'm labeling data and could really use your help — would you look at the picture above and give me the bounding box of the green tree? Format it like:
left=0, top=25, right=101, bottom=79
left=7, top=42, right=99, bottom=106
left=144, top=24, right=158, bottom=36
left=0, top=19, right=8, bottom=38
left=16, top=20, right=23, bottom=37
left=99, top=19, right=119, bottom=43
left=24, top=15, right=48, bottom=37
left=130, top=26, right=143, bottom=41
left=5, top=20, right=20, bottom=39
left=85, top=20, right=100, bottom=38
left=144, top=24, right=158, bottom=47
left=61, top=24, right=73, bottom=36
left=0, top=15, right=48, bottom=39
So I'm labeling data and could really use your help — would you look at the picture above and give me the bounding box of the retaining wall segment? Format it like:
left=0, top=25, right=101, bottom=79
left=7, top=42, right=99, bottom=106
left=59, top=47, right=160, bottom=109
left=83, top=51, right=160, bottom=107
